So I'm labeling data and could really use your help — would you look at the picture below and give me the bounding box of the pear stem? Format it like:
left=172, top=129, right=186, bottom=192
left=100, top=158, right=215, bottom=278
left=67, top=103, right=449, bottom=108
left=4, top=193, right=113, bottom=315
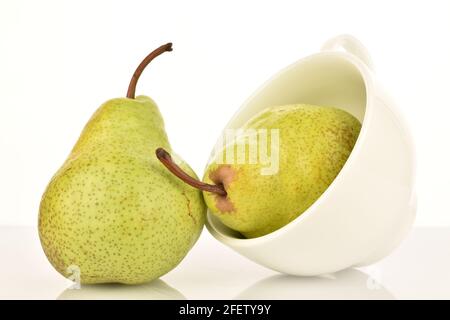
left=156, top=148, right=227, bottom=196
left=126, top=42, right=173, bottom=99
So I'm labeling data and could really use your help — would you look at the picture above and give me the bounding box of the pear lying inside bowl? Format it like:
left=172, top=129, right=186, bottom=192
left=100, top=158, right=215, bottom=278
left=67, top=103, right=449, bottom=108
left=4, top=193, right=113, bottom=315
left=203, top=104, right=361, bottom=238
left=157, top=104, right=361, bottom=238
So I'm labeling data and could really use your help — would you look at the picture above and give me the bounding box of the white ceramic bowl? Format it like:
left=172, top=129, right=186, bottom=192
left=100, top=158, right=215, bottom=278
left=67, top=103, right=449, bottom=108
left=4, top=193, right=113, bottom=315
left=205, top=35, right=416, bottom=276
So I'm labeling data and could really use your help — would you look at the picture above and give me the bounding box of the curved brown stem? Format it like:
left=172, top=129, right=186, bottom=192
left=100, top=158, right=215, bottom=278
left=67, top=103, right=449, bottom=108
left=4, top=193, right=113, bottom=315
left=126, top=42, right=173, bottom=99
left=156, top=148, right=227, bottom=196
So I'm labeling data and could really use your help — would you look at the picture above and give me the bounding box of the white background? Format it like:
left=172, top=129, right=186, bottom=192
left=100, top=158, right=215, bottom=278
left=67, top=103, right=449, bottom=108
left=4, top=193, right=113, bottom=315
left=0, top=0, right=449, bottom=226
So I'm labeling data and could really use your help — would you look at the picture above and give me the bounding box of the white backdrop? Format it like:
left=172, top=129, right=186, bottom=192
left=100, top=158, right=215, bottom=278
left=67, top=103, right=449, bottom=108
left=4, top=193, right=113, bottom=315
left=0, top=0, right=449, bottom=226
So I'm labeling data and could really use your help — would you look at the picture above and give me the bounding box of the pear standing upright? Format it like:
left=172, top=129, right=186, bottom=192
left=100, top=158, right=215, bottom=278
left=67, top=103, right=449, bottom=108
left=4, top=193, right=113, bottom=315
left=39, top=43, right=206, bottom=284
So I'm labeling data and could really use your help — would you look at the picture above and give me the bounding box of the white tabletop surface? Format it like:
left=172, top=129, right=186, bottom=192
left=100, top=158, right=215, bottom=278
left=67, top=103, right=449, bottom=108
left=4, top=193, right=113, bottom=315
left=0, top=226, right=449, bottom=300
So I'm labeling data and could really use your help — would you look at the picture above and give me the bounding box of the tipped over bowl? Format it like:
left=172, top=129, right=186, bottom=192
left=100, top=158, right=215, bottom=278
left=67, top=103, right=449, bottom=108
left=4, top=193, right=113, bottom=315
left=205, top=35, right=416, bottom=276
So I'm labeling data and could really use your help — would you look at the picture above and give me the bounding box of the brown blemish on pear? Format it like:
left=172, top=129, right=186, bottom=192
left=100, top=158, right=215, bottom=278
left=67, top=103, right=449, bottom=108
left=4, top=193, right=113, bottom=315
left=209, top=165, right=236, bottom=213
left=181, top=191, right=196, bottom=224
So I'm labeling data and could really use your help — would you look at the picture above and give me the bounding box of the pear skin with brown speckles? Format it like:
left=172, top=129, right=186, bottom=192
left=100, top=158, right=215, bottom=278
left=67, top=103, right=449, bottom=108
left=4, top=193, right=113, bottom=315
left=39, top=96, right=206, bottom=284
left=203, top=104, right=361, bottom=238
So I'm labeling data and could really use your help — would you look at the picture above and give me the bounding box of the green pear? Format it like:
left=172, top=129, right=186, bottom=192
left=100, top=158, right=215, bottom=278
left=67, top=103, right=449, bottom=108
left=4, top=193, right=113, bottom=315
left=157, top=104, right=360, bottom=239
left=39, top=43, right=206, bottom=284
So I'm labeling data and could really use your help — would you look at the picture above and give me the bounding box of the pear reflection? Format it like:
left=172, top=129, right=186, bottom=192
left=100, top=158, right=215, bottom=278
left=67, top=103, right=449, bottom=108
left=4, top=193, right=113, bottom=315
left=236, top=269, right=394, bottom=300
left=58, top=279, right=185, bottom=300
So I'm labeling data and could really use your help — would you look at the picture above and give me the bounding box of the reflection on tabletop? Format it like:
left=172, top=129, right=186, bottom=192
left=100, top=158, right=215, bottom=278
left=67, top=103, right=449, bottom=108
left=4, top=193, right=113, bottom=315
left=236, top=268, right=394, bottom=300
left=58, top=279, right=185, bottom=300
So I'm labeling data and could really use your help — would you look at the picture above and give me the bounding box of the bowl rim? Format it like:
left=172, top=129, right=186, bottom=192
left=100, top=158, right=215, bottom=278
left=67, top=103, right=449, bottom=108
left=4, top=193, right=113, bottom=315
left=206, top=50, right=375, bottom=247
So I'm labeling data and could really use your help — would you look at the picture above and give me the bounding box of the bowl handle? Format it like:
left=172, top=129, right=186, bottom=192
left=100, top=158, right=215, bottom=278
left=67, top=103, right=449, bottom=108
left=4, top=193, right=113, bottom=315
left=321, top=34, right=374, bottom=71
